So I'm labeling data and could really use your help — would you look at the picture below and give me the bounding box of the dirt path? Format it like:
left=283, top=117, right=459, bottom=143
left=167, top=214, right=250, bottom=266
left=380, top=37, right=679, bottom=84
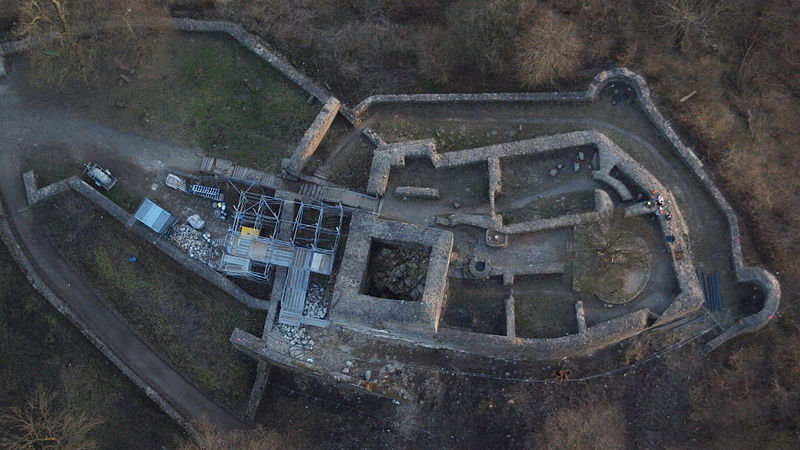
left=0, top=79, right=203, bottom=173
left=0, top=78, right=244, bottom=431
left=497, top=177, right=597, bottom=212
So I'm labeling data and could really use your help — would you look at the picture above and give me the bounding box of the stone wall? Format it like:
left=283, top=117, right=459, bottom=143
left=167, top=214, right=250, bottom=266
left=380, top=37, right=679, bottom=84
left=284, top=97, right=341, bottom=177
left=357, top=68, right=779, bottom=347
left=393, top=186, right=440, bottom=199
left=331, top=213, right=453, bottom=334
left=351, top=91, right=588, bottom=123
left=364, top=129, right=703, bottom=343
left=589, top=68, right=780, bottom=344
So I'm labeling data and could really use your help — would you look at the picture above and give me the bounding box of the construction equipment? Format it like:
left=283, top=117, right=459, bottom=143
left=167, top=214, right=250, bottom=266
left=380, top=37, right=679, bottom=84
left=165, top=173, right=187, bottom=191
left=84, top=163, right=117, bottom=191
left=190, top=184, right=224, bottom=201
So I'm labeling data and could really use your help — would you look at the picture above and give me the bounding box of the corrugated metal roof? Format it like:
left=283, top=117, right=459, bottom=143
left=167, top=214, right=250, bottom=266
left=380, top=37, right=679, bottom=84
left=133, top=198, right=175, bottom=234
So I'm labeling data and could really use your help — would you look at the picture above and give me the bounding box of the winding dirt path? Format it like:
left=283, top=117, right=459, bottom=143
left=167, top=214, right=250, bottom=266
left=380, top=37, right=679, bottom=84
left=0, top=78, right=244, bottom=431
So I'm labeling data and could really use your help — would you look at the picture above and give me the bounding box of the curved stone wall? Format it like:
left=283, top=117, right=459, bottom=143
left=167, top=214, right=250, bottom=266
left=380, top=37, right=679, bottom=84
left=356, top=69, right=780, bottom=350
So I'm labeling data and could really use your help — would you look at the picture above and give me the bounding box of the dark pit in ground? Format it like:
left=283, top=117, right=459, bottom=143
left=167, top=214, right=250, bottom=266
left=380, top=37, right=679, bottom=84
left=441, top=277, right=507, bottom=336
left=363, top=241, right=430, bottom=301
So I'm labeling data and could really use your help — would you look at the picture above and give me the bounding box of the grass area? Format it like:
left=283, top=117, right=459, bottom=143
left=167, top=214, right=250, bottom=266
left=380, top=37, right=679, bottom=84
left=34, top=191, right=265, bottom=414
left=503, top=191, right=594, bottom=225
left=371, top=119, right=529, bottom=153
left=389, top=159, right=490, bottom=208
left=303, top=115, right=352, bottom=175
left=0, top=236, right=183, bottom=448
left=16, top=32, right=319, bottom=171
left=317, top=119, right=377, bottom=191
left=102, top=184, right=144, bottom=213
left=441, top=278, right=506, bottom=336
left=32, top=164, right=81, bottom=189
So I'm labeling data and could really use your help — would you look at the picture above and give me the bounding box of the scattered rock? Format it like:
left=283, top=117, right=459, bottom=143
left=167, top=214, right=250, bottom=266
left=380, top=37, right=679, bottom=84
left=557, top=163, right=564, bottom=169
left=277, top=323, right=315, bottom=356
left=578, top=151, right=585, bottom=161
left=115, top=100, right=126, bottom=109
left=302, top=283, right=329, bottom=320
left=574, top=162, right=580, bottom=172
left=549, top=169, right=558, bottom=177
left=453, top=201, right=461, bottom=209
left=369, top=246, right=429, bottom=300
left=168, top=224, right=219, bottom=265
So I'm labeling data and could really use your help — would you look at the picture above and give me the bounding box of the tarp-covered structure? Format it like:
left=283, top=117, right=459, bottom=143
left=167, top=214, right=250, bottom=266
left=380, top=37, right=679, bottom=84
left=133, top=198, right=177, bottom=235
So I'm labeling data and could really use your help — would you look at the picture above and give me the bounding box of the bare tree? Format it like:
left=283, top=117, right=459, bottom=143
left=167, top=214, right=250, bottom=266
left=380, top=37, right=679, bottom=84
left=572, top=209, right=652, bottom=302
left=14, top=0, right=98, bottom=86
left=0, top=386, right=103, bottom=450
left=515, top=9, right=582, bottom=87
left=181, top=418, right=299, bottom=450
left=652, top=0, right=727, bottom=52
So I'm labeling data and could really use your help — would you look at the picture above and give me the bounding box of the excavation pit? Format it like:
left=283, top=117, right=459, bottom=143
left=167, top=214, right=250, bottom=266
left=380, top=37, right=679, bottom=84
left=363, top=241, right=431, bottom=301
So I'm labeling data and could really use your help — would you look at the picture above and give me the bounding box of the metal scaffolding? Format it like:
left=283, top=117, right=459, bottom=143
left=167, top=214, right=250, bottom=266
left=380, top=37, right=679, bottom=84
left=219, top=182, right=343, bottom=285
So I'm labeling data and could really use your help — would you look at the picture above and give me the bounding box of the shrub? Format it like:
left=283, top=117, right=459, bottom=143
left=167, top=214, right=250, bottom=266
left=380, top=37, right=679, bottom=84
left=445, top=0, right=534, bottom=77
left=515, top=8, right=582, bottom=87
left=13, top=0, right=170, bottom=87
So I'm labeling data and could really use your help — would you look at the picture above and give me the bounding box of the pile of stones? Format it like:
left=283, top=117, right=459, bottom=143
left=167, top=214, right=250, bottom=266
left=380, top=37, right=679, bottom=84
left=369, top=246, right=429, bottom=300
left=168, top=224, right=219, bottom=265
left=277, top=323, right=314, bottom=358
left=277, top=284, right=331, bottom=357
left=303, top=283, right=329, bottom=319
left=549, top=150, right=590, bottom=177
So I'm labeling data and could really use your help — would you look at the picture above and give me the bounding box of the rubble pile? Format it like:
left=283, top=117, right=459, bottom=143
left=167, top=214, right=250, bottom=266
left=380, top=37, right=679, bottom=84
left=368, top=245, right=429, bottom=300
left=277, top=284, right=330, bottom=357
left=277, top=323, right=314, bottom=358
left=168, top=224, right=220, bottom=265
left=303, top=283, right=329, bottom=319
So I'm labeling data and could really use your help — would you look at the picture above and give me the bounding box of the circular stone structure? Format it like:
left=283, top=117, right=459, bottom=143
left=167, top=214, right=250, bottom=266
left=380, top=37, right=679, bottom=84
left=595, top=237, right=651, bottom=305
left=572, top=215, right=654, bottom=305
left=468, top=256, right=492, bottom=279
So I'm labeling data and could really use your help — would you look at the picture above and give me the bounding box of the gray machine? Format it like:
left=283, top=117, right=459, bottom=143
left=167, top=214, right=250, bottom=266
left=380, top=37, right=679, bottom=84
left=84, top=163, right=117, bottom=191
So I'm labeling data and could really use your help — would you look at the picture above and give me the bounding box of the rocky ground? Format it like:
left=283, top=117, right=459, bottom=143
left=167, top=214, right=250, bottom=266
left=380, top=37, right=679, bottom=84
left=368, top=245, right=430, bottom=301
left=277, top=283, right=330, bottom=358
left=168, top=223, right=221, bottom=266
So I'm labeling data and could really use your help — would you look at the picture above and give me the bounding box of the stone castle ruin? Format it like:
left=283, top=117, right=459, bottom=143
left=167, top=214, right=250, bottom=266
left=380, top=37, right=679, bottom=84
left=2, top=20, right=781, bottom=414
